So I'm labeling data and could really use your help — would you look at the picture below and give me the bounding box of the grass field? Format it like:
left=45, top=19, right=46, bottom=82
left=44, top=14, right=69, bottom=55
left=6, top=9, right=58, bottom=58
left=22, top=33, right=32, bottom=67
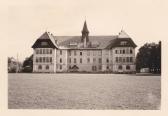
left=8, top=73, right=161, bottom=109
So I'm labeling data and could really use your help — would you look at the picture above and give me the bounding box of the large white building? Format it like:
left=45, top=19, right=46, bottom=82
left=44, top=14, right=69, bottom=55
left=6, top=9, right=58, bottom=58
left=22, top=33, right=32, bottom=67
left=32, top=21, right=137, bottom=73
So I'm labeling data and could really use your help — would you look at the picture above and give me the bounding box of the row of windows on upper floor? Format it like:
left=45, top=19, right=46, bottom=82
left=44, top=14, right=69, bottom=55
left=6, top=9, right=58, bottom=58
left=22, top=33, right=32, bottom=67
left=35, top=48, right=133, bottom=55
left=36, top=57, right=52, bottom=63
left=115, top=49, right=133, bottom=54
left=116, top=57, right=133, bottom=63
left=36, top=49, right=53, bottom=54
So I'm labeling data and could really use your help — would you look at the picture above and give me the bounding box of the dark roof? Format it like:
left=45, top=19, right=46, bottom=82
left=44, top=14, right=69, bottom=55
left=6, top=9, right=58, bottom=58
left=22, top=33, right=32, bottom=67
left=32, top=32, right=59, bottom=48
left=54, top=36, right=118, bottom=49
left=32, top=30, right=137, bottom=49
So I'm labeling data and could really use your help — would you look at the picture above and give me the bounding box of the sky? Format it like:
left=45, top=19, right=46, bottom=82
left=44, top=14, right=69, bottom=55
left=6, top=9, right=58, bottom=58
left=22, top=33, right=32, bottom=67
left=7, top=0, right=168, bottom=61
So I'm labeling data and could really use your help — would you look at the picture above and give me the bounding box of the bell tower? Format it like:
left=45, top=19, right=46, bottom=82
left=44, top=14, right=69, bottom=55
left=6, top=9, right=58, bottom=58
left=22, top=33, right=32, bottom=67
left=81, top=21, right=89, bottom=47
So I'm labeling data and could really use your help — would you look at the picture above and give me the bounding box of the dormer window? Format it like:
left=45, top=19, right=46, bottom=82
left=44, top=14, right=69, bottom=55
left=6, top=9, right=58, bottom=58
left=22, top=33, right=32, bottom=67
left=120, top=41, right=127, bottom=45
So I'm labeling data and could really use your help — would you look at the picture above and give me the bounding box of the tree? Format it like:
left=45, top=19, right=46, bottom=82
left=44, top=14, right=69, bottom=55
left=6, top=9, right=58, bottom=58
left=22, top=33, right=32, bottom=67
left=22, top=55, right=33, bottom=73
left=136, top=41, right=161, bottom=73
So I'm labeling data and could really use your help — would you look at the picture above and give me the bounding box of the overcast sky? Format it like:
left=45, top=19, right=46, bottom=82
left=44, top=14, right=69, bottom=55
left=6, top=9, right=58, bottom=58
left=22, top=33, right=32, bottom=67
left=7, top=0, right=167, bottom=61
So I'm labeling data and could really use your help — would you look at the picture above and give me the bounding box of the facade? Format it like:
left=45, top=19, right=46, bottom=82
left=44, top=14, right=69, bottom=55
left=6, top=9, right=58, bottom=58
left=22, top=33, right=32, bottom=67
left=32, top=21, right=137, bottom=73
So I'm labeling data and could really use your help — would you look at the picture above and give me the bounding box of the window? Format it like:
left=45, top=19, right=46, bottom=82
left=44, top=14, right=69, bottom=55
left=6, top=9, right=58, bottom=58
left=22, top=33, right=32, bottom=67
left=126, top=65, right=130, bottom=70
left=99, top=58, right=102, bottom=63
left=80, top=58, right=82, bottom=63
left=118, top=65, right=122, bottom=70
left=50, top=57, right=52, bottom=63
left=41, top=42, right=48, bottom=46
left=87, top=58, right=90, bottom=63
left=46, top=65, right=49, bottom=70
left=74, top=58, right=76, bottom=63
left=126, top=57, right=129, bottom=62
left=123, top=57, right=126, bottom=63
left=36, top=58, right=38, bottom=63
left=46, top=49, right=49, bottom=54
left=92, top=66, right=97, bottom=71
left=115, top=50, right=117, bottom=54
left=130, top=49, right=133, bottom=54
left=50, top=49, right=52, bottom=54
left=36, top=49, right=39, bottom=54
left=60, top=58, right=62, bottom=63
left=106, top=58, right=109, bottom=63
left=74, top=50, right=77, bottom=56
left=119, top=57, right=122, bottom=62
left=43, top=49, right=45, bottom=54
left=69, top=58, right=71, bottom=63
left=80, top=52, right=82, bottom=56
left=60, top=65, right=62, bottom=70
left=87, top=51, right=90, bottom=56
left=130, top=57, right=133, bottom=62
left=99, top=65, right=102, bottom=70
left=40, top=49, right=42, bottom=54
left=39, top=57, right=42, bottom=62
left=46, top=57, right=49, bottom=62
left=120, top=50, right=122, bottom=54
left=123, top=50, right=125, bottom=54
left=60, top=50, right=62, bottom=55
left=98, top=51, right=101, bottom=56
left=116, top=57, right=118, bottom=62
left=69, top=51, right=71, bottom=56
left=43, top=57, right=45, bottom=62
left=93, top=58, right=96, bottom=63
left=106, top=66, right=109, bottom=70
left=38, top=65, right=42, bottom=70
left=120, top=41, right=127, bottom=45
left=69, top=66, right=71, bottom=69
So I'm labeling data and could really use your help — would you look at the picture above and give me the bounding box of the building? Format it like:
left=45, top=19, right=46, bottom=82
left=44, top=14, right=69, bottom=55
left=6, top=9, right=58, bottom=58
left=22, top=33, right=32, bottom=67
left=32, top=21, right=137, bottom=73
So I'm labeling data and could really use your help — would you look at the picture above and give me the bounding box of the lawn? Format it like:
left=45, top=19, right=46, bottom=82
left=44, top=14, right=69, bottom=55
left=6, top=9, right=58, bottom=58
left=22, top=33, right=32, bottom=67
left=8, top=73, right=161, bottom=109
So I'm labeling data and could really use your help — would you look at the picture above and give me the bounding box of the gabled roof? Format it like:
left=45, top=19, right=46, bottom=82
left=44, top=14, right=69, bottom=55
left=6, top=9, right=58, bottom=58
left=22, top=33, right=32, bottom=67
left=32, top=32, right=59, bottom=48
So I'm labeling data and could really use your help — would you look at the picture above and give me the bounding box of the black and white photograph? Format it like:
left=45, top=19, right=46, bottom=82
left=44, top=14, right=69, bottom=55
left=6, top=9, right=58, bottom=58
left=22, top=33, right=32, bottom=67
left=6, top=0, right=166, bottom=111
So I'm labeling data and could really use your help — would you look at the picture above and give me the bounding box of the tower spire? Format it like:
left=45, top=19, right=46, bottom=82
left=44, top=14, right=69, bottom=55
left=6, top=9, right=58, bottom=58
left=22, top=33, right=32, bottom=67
left=82, top=20, right=89, bottom=33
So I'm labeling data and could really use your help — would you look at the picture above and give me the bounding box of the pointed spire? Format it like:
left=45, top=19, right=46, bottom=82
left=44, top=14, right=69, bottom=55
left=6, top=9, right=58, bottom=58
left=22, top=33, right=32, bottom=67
left=82, top=20, right=89, bottom=33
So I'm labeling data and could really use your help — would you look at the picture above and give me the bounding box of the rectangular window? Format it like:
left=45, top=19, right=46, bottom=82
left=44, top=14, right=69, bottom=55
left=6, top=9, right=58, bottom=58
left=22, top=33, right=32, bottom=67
left=120, top=50, right=122, bottom=54
left=87, top=51, right=90, bottom=56
left=116, top=57, right=118, bottom=62
left=126, top=57, right=129, bottom=62
left=40, top=49, right=42, bottom=54
left=119, top=57, right=122, bottom=62
left=99, top=65, right=102, bottom=70
left=123, top=50, right=125, bottom=54
left=43, top=49, right=45, bottom=54
left=69, top=58, right=71, bottom=63
left=60, top=50, right=62, bottom=55
left=36, top=49, right=39, bottom=54
left=115, top=50, right=117, bottom=54
left=93, top=58, right=96, bottom=63
left=98, top=51, right=102, bottom=56
left=50, top=57, right=52, bottom=63
left=99, top=58, right=102, bottom=63
left=60, top=65, right=62, bottom=70
left=69, top=51, right=71, bottom=56
left=36, top=57, right=38, bottom=63
left=50, top=49, right=52, bottom=54
left=46, top=57, right=49, bottom=62
left=46, top=49, right=49, bottom=54
left=130, top=57, right=133, bottom=62
left=106, top=66, right=109, bottom=70
left=80, top=51, right=82, bottom=56
left=87, top=58, right=90, bottom=63
left=80, top=58, right=82, bottom=63
left=123, top=57, right=126, bottom=62
left=106, top=58, right=109, bottom=63
left=74, top=50, right=77, bottom=56
left=74, top=58, right=76, bottom=63
left=60, top=58, right=62, bottom=63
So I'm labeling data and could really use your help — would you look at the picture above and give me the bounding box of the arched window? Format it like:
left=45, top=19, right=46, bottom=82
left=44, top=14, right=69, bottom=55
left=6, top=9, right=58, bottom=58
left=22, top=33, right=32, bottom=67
left=118, top=65, right=122, bottom=70
left=46, top=65, right=49, bottom=70
left=126, top=65, right=130, bottom=70
left=38, top=65, right=42, bottom=70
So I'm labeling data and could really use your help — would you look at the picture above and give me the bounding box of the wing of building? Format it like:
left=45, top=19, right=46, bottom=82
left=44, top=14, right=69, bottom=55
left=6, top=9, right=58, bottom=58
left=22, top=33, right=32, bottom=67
left=32, top=21, right=137, bottom=73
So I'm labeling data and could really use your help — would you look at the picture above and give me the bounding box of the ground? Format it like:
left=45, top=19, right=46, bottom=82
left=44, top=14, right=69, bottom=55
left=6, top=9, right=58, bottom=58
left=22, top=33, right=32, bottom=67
left=8, top=73, right=161, bottom=109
